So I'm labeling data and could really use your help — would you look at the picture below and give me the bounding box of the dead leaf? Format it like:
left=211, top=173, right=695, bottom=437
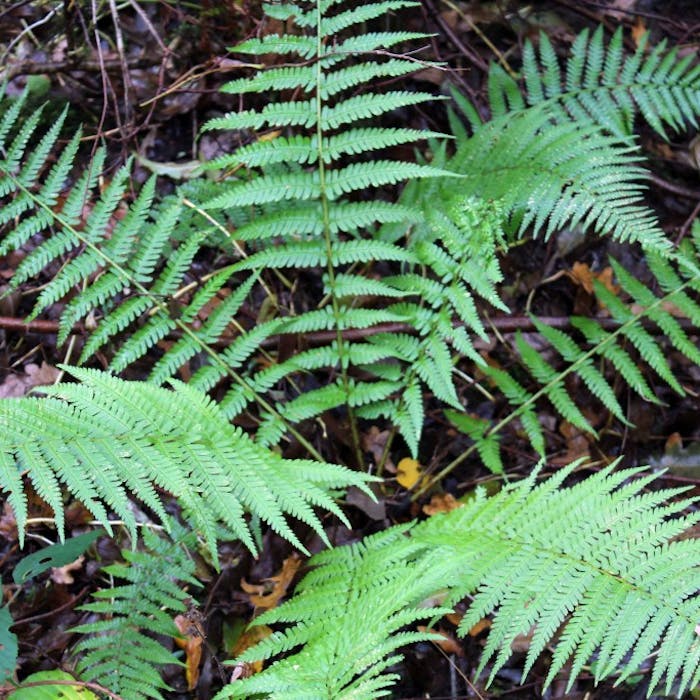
left=422, top=493, right=462, bottom=516
left=551, top=420, right=591, bottom=466
left=361, top=426, right=395, bottom=473
left=0, top=502, right=17, bottom=540
left=632, top=17, right=647, bottom=48
left=511, top=627, right=535, bottom=653
left=468, top=618, right=491, bottom=637
left=396, top=457, right=423, bottom=489
left=50, top=556, right=84, bottom=585
left=228, top=662, right=254, bottom=682
left=0, top=362, right=61, bottom=398
left=231, top=625, right=273, bottom=674
left=418, top=626, right=464, bottom=656
left=568, top=262, right=617, bottom=296
left=241, top=554, right=301, bottom=610
left=346, top=484, right=385, bottom=521
left=666, top=432, right=683, bottom=452
left=445, top=611, right=463, bottom=627
left=174, top=608, right=206, bottom=690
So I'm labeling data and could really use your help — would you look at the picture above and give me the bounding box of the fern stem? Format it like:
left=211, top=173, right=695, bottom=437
left=10, top=179, right=325, bottom=463
left=314, top=3, right=364, bottom=468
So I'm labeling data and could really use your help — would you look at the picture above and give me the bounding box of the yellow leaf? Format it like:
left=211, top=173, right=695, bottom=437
left=396, top=457, right=422, bottom=489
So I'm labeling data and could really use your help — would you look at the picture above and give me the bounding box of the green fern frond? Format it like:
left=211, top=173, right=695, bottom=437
left=216, top=526, right=450, bottom=700
left=438, top=109, right=669, bottom=250
left=445, top=410, right=503, bottom=474
left=489, top=26, right=700, bottom=138
left=72, top=526, right=198, bottom=700
left=0, top=367, right=373, bottom=557
left=228, top=462, right=700, bottom=698
left=473, top=242, right=700, bottom=464
left=190, top=0, right=461, bottom=455
left=425, top=25, right=700, bottom=259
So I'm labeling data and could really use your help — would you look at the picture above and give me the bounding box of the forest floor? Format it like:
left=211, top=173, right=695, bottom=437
left=2, top=0, right=700, bottom=698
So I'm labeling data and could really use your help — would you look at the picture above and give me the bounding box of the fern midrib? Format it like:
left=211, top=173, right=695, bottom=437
left=416, top=261, right=697, bottom=496
left=9, top=176, right=324, bottom=462
left=314, top=5, right=363, bottom=467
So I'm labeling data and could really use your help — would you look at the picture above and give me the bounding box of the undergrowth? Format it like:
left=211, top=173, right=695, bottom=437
left=1, top=1, right=700, bottom=698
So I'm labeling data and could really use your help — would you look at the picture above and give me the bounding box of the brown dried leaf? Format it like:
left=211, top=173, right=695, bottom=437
left=422, top=493, right=462, bottom=516
left=468, top=618, right=491, bottom=637
left=418, top=626, right=464, bottom=656
left=241, top=554, right=301, bottom=610
left=232, top=625, right=273, bottom=674
left=632, top=17, right=647, bottom=48
left=361, top=426, right=395, bottom=473
left=551, top=420, right=590, bottom=466
left=174, top=610, right=206, bottom=690
left=568, top=262, right=617, bottom=296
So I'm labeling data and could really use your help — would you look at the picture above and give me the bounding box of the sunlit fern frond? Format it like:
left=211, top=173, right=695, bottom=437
left=0, top=367, right=373, bottom=558
left=219, top=461, right=700, bottom=698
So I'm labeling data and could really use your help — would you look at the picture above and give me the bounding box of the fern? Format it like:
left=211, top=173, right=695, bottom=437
left=223, top=462, right=700, bottom=698
left=0, top=367, right=372, bottom=558
left=0, top=1, right=476, bottom=458
left=186, top=0, right=505, bottom=457
left=215, top=526, right=450, bottom=699
left=71, top=526, right=199, bottom=700
left=403, top=24, right=700, bottom=262
left=393, top=26, right=700, bottom=472
left=488, top=26, right=700, bottom=138
left=464, top=234, right=700, bottom=468
left=411, top=103, right=670, bottom=251
left=3, top=9, right=700, bottom=699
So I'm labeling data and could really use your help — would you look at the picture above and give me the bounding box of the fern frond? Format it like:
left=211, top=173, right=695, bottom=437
left=471, top=242, right=700, bottom=464
left=491, top=26, right=700, bottom=138
left=0, top=368, right=373, bottom=557
left=438, top=109, right=669, bottom=250
left=221, top=463, right=700, bottom=698
left=189, top=0, right=455, bottom=454
left=216, top=526, right=449, bottom=700
left=72, top=526, right=198, bottom=700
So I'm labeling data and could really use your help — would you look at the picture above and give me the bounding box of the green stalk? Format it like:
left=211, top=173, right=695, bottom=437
left=313, top=3, right=364, bottom=469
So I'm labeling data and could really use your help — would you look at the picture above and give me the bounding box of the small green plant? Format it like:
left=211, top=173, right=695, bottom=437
left=72, top=526, right=200, bottom=700
left=2, top=2, right=700, bottom=698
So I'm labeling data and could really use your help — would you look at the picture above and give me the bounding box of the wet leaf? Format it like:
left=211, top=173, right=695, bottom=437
left=13, top=530, right=103, bottom=584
